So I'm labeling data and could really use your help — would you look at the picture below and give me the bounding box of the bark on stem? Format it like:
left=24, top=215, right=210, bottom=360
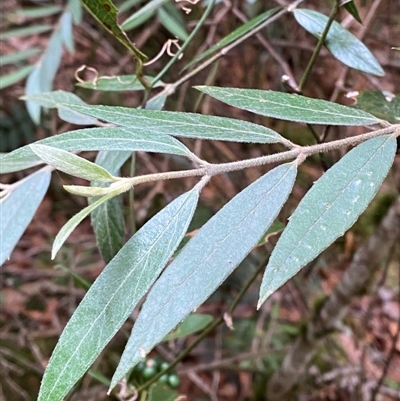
left=266, top=195, right=400, bottom=399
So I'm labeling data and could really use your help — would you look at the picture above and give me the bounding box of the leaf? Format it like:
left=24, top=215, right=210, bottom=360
left=342, top=0, right=362, bottom=24
left=293, top=9, right=384, bottom=76
left=29, top=144, right=115, bottom=182
left=23, top=90, right=99, bottom=125
left=60, top=11, right=75, bottom=53
left=90, top=151, right=131, bottom=263
left=0, top=25, right=52, bottom=40
left=163, top=314, right=213, bottom=341
left=196, top=87, right=381, bottom=126
left=76, top=75, right=164, bottom=91
left=258, top=135, right=397, bottom=307
left=184, top=8, right=279, bottom=70
left=56, top=103, right=286, bottom=144
left=0, top=169, right=51, bottom=266
left=25, top=30, right=63, bottom=123
left=9, top=5, right=62, bottom=19
left=157, top=6, right=188, bottom=41
left=80, top=0, right=147, bottom=61
left=0, top=48, right=41, bottom=66
left=147, top=382, right=179, bottom=401
left=122, top=0, right=168, bottom=31
left=351, top=91, right=400, bottom=124
left=0, top=65, right=34, bottom=90
left=52, top=187, right=129, bottom=259
left=111, top=163, right=297, bottom=388
left=38, top=188, right=199, bottom=401
left=69, top=0, right=83, bottom=23
left=0, top=126, right=192, bottom=174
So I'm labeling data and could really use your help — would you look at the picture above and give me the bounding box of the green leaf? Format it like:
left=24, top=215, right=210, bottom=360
left=56, top=103, right=286, bottom=144
left=23, top=90, right=99, bottom=125
left=184, top=8, right=279, bottom=70
left=147, top=382, right=179, bottom=401
left=342, top=0, right=362, bottom=24
left=351, top=91, right=400, bottom=124
left=258, top=135, right=397, bottom=306
left=0, top=25, right=52, bottom=40
left=0, top=127, right=191, bottom=174
left=0, top=48, right=41, bottom=66
left=29, top=144, right=115, bottom=182
left=0, top=169, right=51, bottom=266
left=80, top=0, right=147, bottom=61
left=157, top=6, right=188, bottom=41
left=121, top=0, right=168, bottom=31
left=196, top=87, right=381, bottom=126
left=38, top=188, right=199, bottom=401
left=163, top=313, right=213, bottom=341
left=111, top=162, right=297, bottom=388
left=90, top=151, right=131, bottom=263
left=76, top=75, right=164, bottom=91
left=0, top=65, right=34, bottom=90
left=293, top=9, right=384, bottom=76
left=9, top=5, right=62, bottom=19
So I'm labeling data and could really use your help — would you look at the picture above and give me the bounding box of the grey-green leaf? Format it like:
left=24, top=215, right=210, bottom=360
left=293, top=9, right=383, bottom=76
left=25, top=30, right=63, bottom=123
left=91, top=151, right=131, bottom=263
left=29, top=144, right=115, bottom=182
left=196, top=86, right=381, bottom=126
left=0, top=127, right=191, bottom=174
left=23, top=90, right=99, bottom=125
left=111, top=162, right=297, bottom=388
left=52, top=191, right=118, bottom=259
left=258, top=135, right=396, bottom=307
left=38, top=188, right=199, bottom=401
left=1, top=169, right=51, bottom=265
left=57, top=103, right=286, bottom=144
left=184, top=8, right=279, bottom=70
left=0, top=48, right=41, bottom=66
left=0, top=65, right=34, bottom=90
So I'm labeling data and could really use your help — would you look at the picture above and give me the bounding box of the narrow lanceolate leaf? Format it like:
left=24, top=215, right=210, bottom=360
left=90, top=151, right=131, bottom=263
left=293, top=9, right=384, bottom=76
left=184, top=8, right=279, bottom=70
left=80, top=0, right=147, bottom=61
left=258, top=135, right=397, bottom=307
left=111, top=163, right=297, bottom=388
left=58, top=103, right=286, bottom=144
left=0, top=127, right=191, bottom=174
left=26, top=29, right=63, bottom=123
left=0, top=169, right=51, bottom=265
left=30, top=144, right=115, bottom=182
left=196, top=87, right=381, bottom=126
left=22, top=90, right=99, bottom=125
left=122, top=0, right=167, bottom=31
left=0, top=65, right=34, bottom=90
left=38, top=188, right=199, bottom=401
left=51, top=189, right=126, bottom=259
